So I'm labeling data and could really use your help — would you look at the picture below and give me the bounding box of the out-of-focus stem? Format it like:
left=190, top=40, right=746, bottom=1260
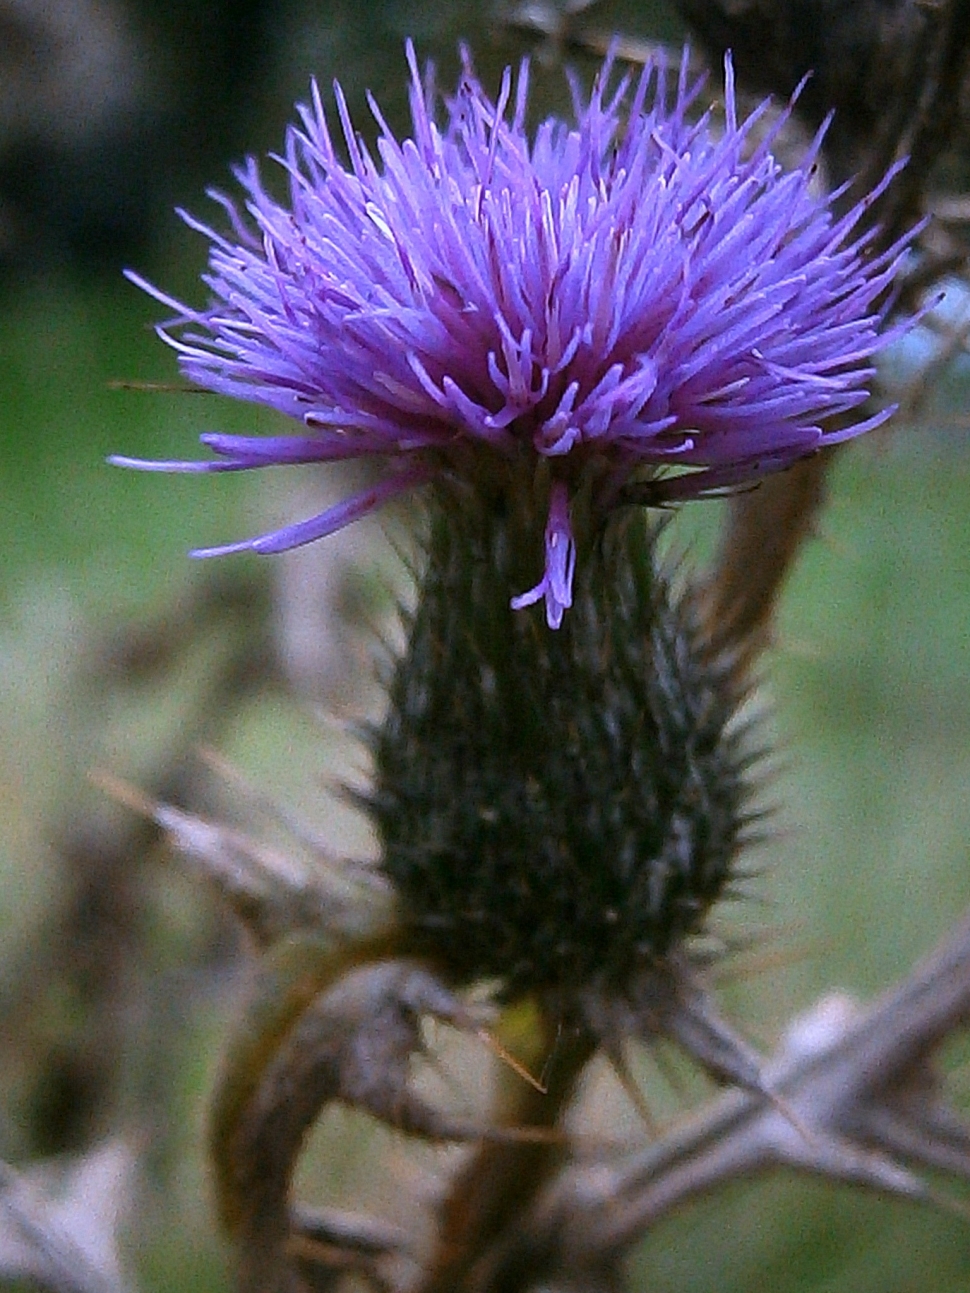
left=418, top=1010, right=595, bottom=1293
left=701, top=451, right=829, bottom=661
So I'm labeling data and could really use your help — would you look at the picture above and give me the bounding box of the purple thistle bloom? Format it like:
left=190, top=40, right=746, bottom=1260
left=113, top=42, right=914, bottom=628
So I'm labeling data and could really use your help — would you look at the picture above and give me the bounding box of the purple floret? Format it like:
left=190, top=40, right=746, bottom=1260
left=113, top=42, right=915, bottom=628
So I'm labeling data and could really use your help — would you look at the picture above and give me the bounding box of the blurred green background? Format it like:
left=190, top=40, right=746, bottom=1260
left=1, top=1, right=970, bottom=1290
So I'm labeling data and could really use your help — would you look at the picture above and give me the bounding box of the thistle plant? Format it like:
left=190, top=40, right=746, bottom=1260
left=108, top=38, right=939, bottom=1293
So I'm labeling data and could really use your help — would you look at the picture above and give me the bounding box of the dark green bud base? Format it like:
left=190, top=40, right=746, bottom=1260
left=368, top=485, right=753, bottom=1001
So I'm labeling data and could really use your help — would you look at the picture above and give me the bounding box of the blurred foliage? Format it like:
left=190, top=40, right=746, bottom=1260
left=0, top=0, right=682, bottom=273
left=1, top=1, right=970, bottom=1291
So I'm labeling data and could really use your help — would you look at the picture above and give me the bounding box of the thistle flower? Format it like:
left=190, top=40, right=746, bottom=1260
left=113, top=43, right=912, bottom=627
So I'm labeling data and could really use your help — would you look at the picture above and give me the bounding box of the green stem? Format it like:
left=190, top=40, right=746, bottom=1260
left=418, top=1007, right=596, bottom=1293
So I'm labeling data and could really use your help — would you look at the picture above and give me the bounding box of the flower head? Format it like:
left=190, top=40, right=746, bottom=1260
left=113, top=43, right=912, bottom=627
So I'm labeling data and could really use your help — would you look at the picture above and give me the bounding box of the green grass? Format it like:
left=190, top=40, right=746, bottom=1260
left=0, top=275, right=286, bottom=608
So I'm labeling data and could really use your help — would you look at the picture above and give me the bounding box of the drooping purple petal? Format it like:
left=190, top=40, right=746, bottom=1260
left=510, top=481, right=576, bottom=629
left=189, top=465, right=432, bottom=557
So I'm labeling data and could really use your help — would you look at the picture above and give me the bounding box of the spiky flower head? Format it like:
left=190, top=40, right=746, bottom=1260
left=114, top=42, right=911, bottom=628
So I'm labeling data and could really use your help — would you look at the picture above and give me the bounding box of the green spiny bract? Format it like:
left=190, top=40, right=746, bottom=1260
left=368, top=486, right=755, bottom=1001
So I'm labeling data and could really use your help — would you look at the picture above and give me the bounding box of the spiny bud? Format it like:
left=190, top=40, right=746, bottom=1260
left=368, top=489, right=757, bottom=1001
